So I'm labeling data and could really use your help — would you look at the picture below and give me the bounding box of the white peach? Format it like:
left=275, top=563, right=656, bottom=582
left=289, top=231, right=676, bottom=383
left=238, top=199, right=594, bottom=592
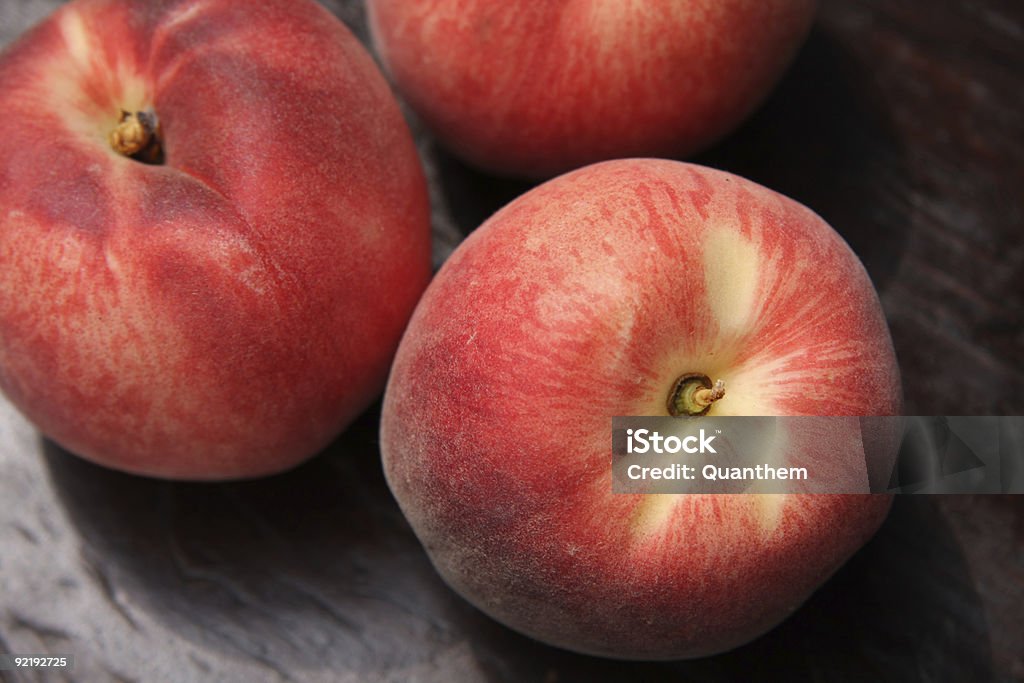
left=0, top=0, right=431, bottom=479
left=381, top=159, right=901, bottom=658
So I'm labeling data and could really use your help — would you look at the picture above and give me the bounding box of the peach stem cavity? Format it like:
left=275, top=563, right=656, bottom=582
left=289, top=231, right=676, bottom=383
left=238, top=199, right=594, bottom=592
left=668, top=373, right=725, bottom=417
left=109, top=109, right=164, bottom=164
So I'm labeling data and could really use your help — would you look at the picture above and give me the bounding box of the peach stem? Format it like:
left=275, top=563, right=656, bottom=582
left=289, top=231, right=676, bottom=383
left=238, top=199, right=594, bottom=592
left=109, top=109, right=163, bottom=163
left=693, top=380, right=726, bottom=408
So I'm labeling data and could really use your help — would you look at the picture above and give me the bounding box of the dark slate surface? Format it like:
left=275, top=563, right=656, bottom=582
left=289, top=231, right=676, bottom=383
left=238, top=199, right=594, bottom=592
left=1, top=1, right=1022, bottom=681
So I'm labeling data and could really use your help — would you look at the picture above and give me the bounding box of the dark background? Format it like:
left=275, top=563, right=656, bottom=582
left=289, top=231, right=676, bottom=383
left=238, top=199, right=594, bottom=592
left=1, top=1, right=1022, bottom=681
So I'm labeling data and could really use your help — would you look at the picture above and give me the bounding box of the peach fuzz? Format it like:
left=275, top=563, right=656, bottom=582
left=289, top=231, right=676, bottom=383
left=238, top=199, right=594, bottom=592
left=0, top=0, right=431, bottom=479
left=381, top=159, right=901, bottom=659
left=368, top=0, right=817, bottom=177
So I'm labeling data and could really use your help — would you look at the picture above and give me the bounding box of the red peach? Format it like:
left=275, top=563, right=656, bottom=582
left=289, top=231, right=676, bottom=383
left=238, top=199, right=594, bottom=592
left=368, top=0, right=817, bottom=177
left=0, top=0, right=431, bottom=479
left=381, top=158, right=901, bottom=658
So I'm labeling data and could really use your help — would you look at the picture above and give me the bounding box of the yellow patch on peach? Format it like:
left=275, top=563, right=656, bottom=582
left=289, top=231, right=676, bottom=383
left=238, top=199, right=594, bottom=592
left=58, top=9, right=94, bottom=68
left=52, top=8, right=150, bottom=147
left=752, top=494, right=786, bottom=533
left=701, top=228, right=761, bottom=337
left=628, top=494, right=679, bottom=537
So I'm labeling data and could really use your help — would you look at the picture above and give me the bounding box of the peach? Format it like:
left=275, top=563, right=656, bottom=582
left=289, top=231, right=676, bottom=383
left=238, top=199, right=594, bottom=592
left=0, top=0, right=431, bottom=479
left=381, top=159, right=901, bottom=658
left=368, top=0, right=817, bottom=177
